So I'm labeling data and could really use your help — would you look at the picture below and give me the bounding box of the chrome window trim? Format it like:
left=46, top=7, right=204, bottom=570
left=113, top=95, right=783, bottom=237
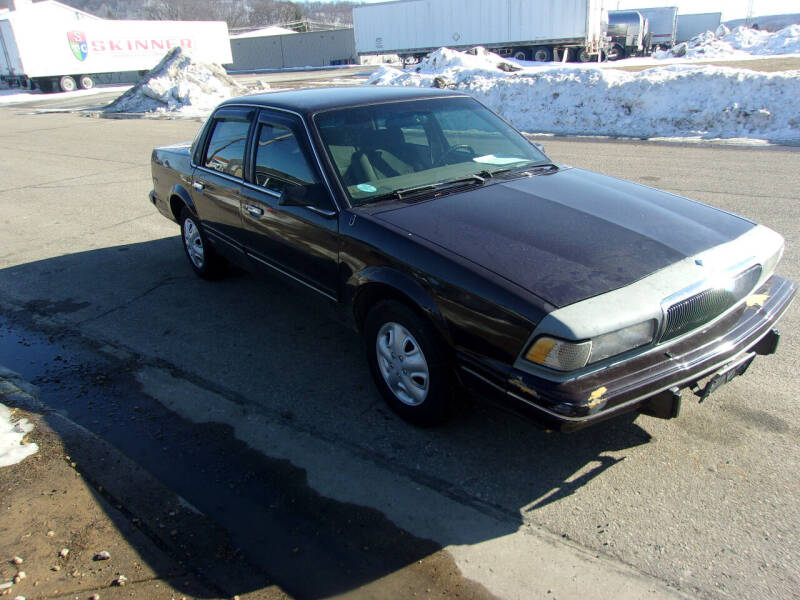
left=193, top=166, right=246, bottom=188
left=209, top=103, right=341, bottom=212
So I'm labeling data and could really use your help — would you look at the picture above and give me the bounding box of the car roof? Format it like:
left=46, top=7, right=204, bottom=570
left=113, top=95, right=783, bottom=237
left=218, top=86, right=470, bottom=116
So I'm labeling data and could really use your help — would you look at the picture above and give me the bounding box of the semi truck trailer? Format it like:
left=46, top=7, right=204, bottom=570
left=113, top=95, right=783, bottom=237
left=676, top=12, right=722, bottom=43
left=0, top=0, right=232, bottom=92
left=353, top=0, right=609, bottom=63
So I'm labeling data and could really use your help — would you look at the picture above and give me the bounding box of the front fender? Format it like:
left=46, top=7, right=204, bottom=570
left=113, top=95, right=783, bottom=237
left=347, top=266, right=453, bottom=346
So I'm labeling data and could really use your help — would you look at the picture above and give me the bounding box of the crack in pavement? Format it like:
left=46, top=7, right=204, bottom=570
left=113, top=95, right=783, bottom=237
left=76, top=276, right=193, bottom=326
left=8, top=145, right=145, bottom=167
left=0, top=165, right=142, bottom=195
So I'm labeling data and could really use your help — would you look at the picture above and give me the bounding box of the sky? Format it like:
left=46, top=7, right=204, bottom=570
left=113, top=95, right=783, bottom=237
left=336, top=0, right=799, bottom=22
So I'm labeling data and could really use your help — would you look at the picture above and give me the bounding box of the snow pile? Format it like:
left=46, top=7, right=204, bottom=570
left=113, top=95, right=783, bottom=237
left=415, top=46, right=522, bottom=74
left=104, top=47, right=266, bottom=116
left=0, top=403, right=38, bottom=467
left=231, top=26, right=297, bottom=39
left=368, top=47, right=800, bottom=142
left=660, top=24, right=800, bottom=59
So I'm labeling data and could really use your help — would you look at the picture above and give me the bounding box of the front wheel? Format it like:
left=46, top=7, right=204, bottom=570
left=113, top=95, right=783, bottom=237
left=364, top=300, right=450, bottom=426
left=179, top=208, right=226, bottom=279
left=79, top=74, right=95, bottom=89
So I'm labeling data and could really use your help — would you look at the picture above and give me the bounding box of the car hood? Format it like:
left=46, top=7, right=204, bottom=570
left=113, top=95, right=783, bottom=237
left=372, top=167, right=754, bottom=307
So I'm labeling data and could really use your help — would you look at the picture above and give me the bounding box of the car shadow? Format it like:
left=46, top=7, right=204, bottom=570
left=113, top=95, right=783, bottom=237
left=0, top=237, right=654, bottom=599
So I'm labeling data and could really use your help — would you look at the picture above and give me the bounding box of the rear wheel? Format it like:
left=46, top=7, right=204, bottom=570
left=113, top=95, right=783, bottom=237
left=364, top=300, right=450, bottom=426
left=78, top=74, right=95, bottom=89
left=606, top=44, right=625, bottom=61
left=578, top=49, right=594, bottom=63
left=532, top=46, right=553, bottom=62
left=179, top=207, right=226, bottom=279
left=59, top=75, right=77, bottom=92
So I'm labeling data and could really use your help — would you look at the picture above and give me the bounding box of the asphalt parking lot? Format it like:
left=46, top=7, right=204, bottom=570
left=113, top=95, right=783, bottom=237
left=0, top=85, right=798, bottom=599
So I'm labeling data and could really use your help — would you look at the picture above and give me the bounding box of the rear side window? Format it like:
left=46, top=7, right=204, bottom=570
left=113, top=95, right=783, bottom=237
left=253, top=122, right=317, bottom=193
left=203, top=117, right=250, bottom=178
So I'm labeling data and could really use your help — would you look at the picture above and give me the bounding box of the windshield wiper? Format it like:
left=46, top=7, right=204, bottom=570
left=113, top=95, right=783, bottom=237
left=484, top=162, right=558, bottom=179
left=367, top=175, right=488, bottom=204
left=367, top=183, right=440, bottom=203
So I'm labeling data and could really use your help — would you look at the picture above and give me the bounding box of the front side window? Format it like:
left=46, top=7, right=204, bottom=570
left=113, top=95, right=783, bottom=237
left=314, top=96, right=548, bottom=205
left=253, top=122, right=318, bottom=194
left=203, top=117, right=250, bottom=178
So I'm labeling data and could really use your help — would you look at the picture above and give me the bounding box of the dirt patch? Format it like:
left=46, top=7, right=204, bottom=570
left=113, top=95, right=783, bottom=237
left=613, top=56, right=800, bottom=73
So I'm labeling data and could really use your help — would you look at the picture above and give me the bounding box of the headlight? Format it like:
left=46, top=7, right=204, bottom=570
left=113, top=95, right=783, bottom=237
left=525, top=320, right=656, bottom=372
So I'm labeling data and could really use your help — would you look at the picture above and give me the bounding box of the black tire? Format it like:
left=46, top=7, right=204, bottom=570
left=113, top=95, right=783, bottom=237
left=532, top=46, right=553, bottom=62
left=364, top=300, right=450, bottom=426
left=578, top=49, right=594, bottom=63
left=512, top=49, right=529, bottom=61
left=78, top=74, right=95, bottom=90
left=35, top=78, right=55, bottom=93
left=59, top=75, right=77, bottom=92
left=179, top=207, right=226, bottom=280
left=606, top=44, right=625, bottom=61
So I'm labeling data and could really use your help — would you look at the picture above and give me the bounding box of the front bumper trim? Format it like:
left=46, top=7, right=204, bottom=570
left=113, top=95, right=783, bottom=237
left=508, top=343, right=765, bottom=424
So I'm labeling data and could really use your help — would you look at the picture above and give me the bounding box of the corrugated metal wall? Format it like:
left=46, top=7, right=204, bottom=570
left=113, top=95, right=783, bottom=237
left=229, top=28, right=356, bottom=71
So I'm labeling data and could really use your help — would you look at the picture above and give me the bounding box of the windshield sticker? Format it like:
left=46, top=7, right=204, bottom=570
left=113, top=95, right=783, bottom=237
left=473, top=155, right=525, bottom=165
left=356, top=183, right=378, bottom=193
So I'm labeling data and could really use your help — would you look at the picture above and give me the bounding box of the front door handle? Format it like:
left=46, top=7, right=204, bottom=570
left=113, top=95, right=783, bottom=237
left=192, top=181, right=205, bottom=193
left=245, top=204, right=264, bottom=217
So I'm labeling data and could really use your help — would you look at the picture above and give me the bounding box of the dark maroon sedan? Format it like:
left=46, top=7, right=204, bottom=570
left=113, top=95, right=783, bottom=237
left=149, top=87, right=796, bottom=431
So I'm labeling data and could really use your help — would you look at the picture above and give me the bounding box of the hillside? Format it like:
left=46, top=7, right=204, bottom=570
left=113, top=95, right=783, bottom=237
left=0, top=0, right=358, bottom=27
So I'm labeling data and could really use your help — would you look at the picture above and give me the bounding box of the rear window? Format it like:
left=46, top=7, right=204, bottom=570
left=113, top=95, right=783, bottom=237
left=203, top=118, right=250, bottom=178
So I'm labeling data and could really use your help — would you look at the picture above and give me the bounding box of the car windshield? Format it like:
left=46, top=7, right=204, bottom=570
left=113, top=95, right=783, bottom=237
left=314, top=96, right=549, bottom=206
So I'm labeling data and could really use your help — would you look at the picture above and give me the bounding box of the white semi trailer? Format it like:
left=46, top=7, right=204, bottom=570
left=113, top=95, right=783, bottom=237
left=676, top=12, right=722, bottom=43
left=353, top=0, right=609, bottom=63
left=0, top=0, right=232, bottom=92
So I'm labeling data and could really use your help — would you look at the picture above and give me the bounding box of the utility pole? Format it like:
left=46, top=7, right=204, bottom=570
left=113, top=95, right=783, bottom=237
left=745, top=0, right=755, bottom=27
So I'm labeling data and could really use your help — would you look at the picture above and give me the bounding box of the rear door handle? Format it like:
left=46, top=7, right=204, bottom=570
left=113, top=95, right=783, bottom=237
left=192, top=181, right=205, bottom=193
left=245, top=204, right=264, bottom=217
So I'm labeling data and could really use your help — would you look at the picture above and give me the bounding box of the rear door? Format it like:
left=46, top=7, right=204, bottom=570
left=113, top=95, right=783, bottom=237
left=239, top=109, right=340, bottom=300
left=192, top=106, right=255, bottom=255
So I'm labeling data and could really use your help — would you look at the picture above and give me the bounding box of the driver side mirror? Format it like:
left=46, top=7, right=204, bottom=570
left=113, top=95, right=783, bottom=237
left=278, top=183, right=336, bottom=217
left=279, top=182, right=309, bottom=207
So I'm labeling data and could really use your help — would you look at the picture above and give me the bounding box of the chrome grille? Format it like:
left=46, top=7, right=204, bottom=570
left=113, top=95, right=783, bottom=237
left=661, top=264, right=762, bottom=342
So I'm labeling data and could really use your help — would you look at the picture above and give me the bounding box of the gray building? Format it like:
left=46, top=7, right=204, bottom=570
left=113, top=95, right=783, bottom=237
left=229, top=28, right=356, bottom=71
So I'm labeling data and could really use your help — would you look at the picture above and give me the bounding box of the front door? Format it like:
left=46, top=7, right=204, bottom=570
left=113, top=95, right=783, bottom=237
left=239, top=110, right=340, bottom=300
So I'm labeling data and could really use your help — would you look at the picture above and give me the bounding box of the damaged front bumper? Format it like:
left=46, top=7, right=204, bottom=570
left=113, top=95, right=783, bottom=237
left=501, top=275, right=796, bottom=431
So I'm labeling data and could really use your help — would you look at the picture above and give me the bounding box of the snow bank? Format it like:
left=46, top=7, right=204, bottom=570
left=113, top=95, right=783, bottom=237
left=0, top=403, right=38, bottom=468
left=104, top=47, right=266, bottom=117
left=369, top=47, right=800, bottom=143
left=660, top=24, right=800, bottom=60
